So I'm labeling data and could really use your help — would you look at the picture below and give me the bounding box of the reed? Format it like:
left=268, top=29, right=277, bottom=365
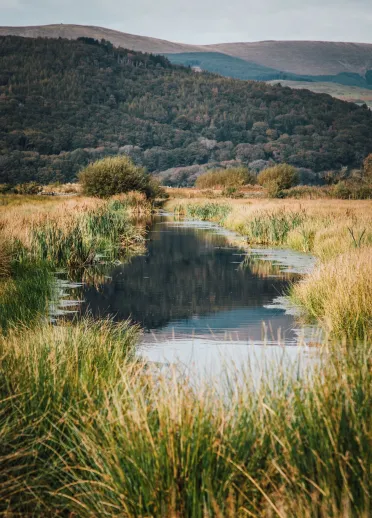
left=174, top=202, right=232, bottom=222
left=0, top=321, right=370, bottom=517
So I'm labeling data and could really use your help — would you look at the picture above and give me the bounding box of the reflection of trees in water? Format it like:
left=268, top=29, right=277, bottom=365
left=80, top=224, right=293, bottom=330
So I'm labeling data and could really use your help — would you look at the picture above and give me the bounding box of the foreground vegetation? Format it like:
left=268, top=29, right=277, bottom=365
left=0, top=319, right=371, bottom=517
left=169, top=195, right=372, bottom=339
left=0, top=190, right=371, bottom=516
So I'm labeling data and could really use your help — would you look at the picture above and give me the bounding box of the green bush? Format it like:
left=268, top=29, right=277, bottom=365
left=79, top=156, right=160, bottom=199
left=195, top=167, right=256, bottom=189
left=257, top=164, right=298, bottom=197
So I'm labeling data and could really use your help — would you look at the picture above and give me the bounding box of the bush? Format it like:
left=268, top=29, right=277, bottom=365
left=14, top=182, right=42, bottom=195
left=195, top=167, right=256, bottom=189
left=0, top=184, right=11, bottom=194
left=79, top=156, right=160, bottom=199
left=257, top=164, right=298, bottom=197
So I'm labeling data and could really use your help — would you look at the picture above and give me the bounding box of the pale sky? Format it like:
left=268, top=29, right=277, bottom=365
left=1, top=0, right=372, bottom=44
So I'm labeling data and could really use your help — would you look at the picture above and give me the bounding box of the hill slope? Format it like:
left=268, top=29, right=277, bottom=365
left=1, top=36, right=372, bottom=185
left=1, top=24, right=372, bottom=78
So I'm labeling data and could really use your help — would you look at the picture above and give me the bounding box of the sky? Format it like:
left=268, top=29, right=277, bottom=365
left=1, top=0, right=372, bottom=44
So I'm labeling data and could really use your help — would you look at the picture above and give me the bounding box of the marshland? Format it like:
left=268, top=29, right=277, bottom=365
left=0, top=165, right=371, bottom=516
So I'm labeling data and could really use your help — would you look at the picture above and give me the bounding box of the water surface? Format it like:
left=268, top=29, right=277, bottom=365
left=57, top=215, right=321, bottom=378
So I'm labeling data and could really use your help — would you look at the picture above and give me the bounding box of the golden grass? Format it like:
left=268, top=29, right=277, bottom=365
left=0, top=195, right=105, bottom=249
left=292, top=247, right=372, bottom=339
left=167, top=196, right=372, bottom=258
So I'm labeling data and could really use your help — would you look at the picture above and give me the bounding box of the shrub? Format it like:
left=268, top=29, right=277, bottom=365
left=14, top=182, right=42, bottom=195
left=0, top=184, right=11, bottom=194
left=195, top=167, right=256, bottom=189
left=257, top=164, right=298, bottom=197
left=79, top=156, right=159, bottom=199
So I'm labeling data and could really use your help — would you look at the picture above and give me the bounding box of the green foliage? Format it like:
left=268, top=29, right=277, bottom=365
left=221, top=186, right=244, bottom=198
left=363, top=153, right=372, bottom=181
left=195, top=167, right=255, bottom=189
left=0, top=261, right=52, bottom=332
left=79, top=156, right=158, bottom=199
left=0, top=184, right=11, bottom=194
left=258, top=164, right=299, bottom=196
left=0, top=323, right=371, bottom=515
left=2, top=36, right=372, bottom=185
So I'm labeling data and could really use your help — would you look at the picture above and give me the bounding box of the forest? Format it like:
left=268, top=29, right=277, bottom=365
left=1, top=35, right=372, bottom=185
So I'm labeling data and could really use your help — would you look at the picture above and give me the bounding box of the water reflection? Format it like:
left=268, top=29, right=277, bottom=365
left=55, top=215, right=323, bottom=377
left=77, top=217, right=299, bottom=342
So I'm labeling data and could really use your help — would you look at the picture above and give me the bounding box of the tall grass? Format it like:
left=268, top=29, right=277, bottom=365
left=0, top=321, right=370, bottom=516
left=174, top=202, right=232, bottom=222
left=292, top=247, right=372, bottom=339
left=0, top=261, right=52, bottom=332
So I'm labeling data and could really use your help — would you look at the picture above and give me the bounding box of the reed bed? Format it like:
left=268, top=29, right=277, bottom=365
left=0, top=319, right=370, bottom=517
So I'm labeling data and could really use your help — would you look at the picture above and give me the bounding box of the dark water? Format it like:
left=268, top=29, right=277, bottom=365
left=57, top=215, right=321, bottom=376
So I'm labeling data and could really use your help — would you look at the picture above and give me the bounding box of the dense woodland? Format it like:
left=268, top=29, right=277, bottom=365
left=1, top=36, right=372, bottom=185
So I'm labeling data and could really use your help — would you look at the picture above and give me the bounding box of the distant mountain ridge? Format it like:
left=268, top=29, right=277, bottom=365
left=1, top=24, right=372, bottom=80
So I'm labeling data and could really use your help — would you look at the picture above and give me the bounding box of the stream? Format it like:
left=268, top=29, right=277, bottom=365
left=53, top=214, right=323, bottom=380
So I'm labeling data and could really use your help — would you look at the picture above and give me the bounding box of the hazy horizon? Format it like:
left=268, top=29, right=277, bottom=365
left=1, top=0, right=372, bottom=45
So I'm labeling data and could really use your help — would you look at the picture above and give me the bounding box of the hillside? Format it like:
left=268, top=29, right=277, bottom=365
left=268, top=80, right=372, bottom=109
left=1, top=24, right=372, bottom=85
left=1, top=36, right=372, bottom=185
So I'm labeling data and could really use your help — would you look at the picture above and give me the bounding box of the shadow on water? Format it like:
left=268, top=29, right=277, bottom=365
left=56, top=214, right=323, bottom=378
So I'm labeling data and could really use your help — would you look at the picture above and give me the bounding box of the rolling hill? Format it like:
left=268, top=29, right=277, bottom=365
left=1, top=24, right=372, bottom=89
left=1, top=35, right=372, bottom=186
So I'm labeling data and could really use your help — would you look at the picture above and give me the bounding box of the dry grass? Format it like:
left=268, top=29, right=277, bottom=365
left=167, top=196, right=372, bottom=259
left=0, top=195, right=105, bottom=249
left=292, top=247, right=372, bottom=339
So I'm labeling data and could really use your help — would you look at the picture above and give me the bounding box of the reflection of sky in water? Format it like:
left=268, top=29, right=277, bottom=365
left=55, top=215, right=322, bottom=379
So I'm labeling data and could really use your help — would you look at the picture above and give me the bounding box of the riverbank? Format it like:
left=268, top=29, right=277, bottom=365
left=166, top=195, right=372, bottom=339
left=0, top=193, right=371, bottom=516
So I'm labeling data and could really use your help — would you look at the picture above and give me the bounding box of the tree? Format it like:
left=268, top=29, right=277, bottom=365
left=79, top=156, right=158, bottom=198
left=363, top=154, right=372, bottom=182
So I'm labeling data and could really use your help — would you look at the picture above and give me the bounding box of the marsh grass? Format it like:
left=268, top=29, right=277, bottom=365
left=0, top=321, right=370, bottom=517
left=174, top=202, right=232, bottom=222
left=291, top=247, right=372, bottom=339
left=0, top=261, right=52, bottom=332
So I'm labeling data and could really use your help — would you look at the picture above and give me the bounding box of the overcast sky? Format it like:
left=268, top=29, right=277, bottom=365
left=1, top=0, right=372, bottom=44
